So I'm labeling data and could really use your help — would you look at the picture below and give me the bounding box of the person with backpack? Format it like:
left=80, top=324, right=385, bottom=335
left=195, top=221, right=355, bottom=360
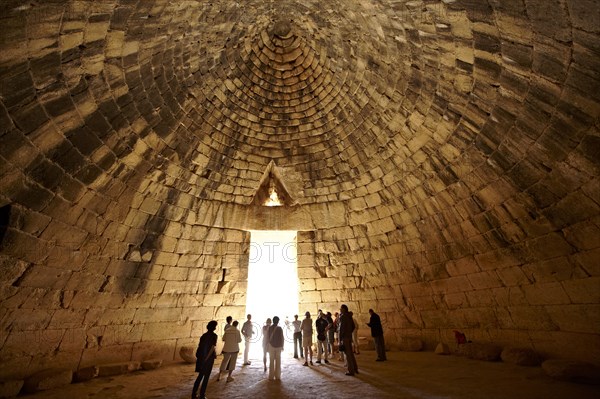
left=267, top=316, right=285, bottom=380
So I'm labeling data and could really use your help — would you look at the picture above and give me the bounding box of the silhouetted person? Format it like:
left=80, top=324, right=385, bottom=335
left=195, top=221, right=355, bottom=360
left=351, top=311, right=360, bottom=354
left=367, top=308, right=386, bottom=361
left=301, top=311, right=313, bottom=366
left=217, top=320, right=242, bottom=382
left=262, top=318, right=272, bottom=372
left=326, top=311, right=335, bottom=355
left=241, top=314, right=253, bottom=365
left=339, top=304, right=358, bottom=375
left=192, top=320, right=218, bottom=399
left=268, top=316, right=284, bottom=380
left=224, top=315, right=233, bottom=330
left=291, top=314, right=302, bottom=359
left=315, top=309, right=329, bottom=364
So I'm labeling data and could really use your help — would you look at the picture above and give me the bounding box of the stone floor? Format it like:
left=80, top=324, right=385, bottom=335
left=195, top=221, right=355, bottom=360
left=22, top=350, right=600, bottom=399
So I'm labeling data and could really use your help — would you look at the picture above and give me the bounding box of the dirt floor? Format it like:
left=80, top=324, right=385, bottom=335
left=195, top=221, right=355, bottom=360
left=21, top=350, right=600, bottom=399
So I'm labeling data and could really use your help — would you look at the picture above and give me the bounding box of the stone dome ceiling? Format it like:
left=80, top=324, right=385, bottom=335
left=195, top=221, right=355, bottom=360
left=1, top=0, right=597, bottom=213
left=0, top=0, right=599, bottom=380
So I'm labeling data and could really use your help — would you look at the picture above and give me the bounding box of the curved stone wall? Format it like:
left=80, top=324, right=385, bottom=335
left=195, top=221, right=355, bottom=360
left=0, top=0, right=598, bottom=378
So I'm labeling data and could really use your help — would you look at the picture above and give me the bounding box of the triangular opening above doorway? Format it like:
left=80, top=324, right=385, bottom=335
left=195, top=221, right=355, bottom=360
left=251, top=161, right=295, bottom=207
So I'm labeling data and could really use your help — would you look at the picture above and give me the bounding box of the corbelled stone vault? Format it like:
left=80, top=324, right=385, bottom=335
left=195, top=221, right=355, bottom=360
left=0, top=0, right=599, bottom=382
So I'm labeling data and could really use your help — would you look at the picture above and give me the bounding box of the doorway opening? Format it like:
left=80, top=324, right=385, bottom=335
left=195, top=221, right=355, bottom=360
left=245, top=230, right=299, bottom=357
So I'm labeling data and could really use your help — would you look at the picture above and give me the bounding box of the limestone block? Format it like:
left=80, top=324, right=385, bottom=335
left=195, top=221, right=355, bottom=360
left=5, top=309, right=53, bottom=331
left=179, top=346, right=196, bottom=363
left=457, top=343, right=502, bottom=361
left=58, top=328, right=87, bottom=353
left=144, top=280, right=167, bottom=294
left=17, top=265, right=73, bottom=290
left=141, top=359, right=163, bottom=370
left=163, top=281, right=199, bottom=295
left=132, top=340, right=177, bottom=363
left=40, top=220, right=88, bottom=248
left=545, top=304, right=600, bottom=334
left=139, top=196, right=162, bottom=215
left=398, top=337, right=423, bottom=352
left=59, top=31, right=84, bottom=52
left=474, top=248, right=521, bottom=270
left=161, top=266, right=190, bottom=281
left=73, top=366, right=99, bottom=382
left=142, top=322, right=191, bottom=341
left=500, top=347, right=541, bottom=367
left=97, top=308, right=137, bottom=326
left=563, top=221, right=600, bottom=250
left=348, top=197, right=368, bottom=211
left=97, top=361, right=140, bottom=377
left=542, top=359, right=600, bottom=385
left=430, top=276, right=473, bottom=294
left=203, top=294, right=225, bottom=307
left=445, top=257, right=480, bottom=276
left=435, top=342, right=451, bottom=355
left=443, top=292, right=470, bottom=309
left=299, top=279, right=316, bottom=291
left=320, top=289, right=342, bottom=302
left=101, top=324, right=144, bottom=346
left=84, top=20, right=110, bottom=43
left=134, top=308, right=182, bottom=324
left=523, top=282, right=570, bottom=305
left=573, top=248, right=600, bottom=277
left=179, top=253, right=206, bottom=268
left=465, top=290, right=496, bottom=307
left=562, top=277, right=600, bottom=303
left=180, top=306, right=215, bottom=322
left=467, top=271, right=503, bottom=290
left=299, top=290, right=322, bottom=303
left=0, top=256, right=29, bottom=285
left=496, top=266, right=530, bottom=287
left=22, top=368, right=73, bottom=394
left=316, top=277, right=338, bottom=291
left=0, top=380, right=24, bottom=398
left=527, top=233, right=575, bottom=260
left=366, top=216, right=396, bottom=235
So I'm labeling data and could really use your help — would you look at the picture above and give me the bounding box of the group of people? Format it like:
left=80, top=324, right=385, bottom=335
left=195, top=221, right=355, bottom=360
left=190, top=312, right=285, bottom=399
left=191, top=307, right=386, bottom=399
left=288, top=306, right=359, bottom=371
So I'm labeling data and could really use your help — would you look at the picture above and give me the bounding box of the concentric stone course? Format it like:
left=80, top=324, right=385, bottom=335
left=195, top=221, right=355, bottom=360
left=0, top=0, right=598, bottom=380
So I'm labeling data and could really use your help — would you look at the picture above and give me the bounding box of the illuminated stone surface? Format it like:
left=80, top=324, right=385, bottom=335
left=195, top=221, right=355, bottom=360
left=0, top=1, right=599, bottom=394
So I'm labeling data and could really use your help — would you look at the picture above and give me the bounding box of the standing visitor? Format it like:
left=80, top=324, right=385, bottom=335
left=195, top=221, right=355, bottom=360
left=268, top=316, right=285, bottom=381
left=291, top=314, right=303, bottom=359
left=217, top=320, right=242, bottom=382
left=334, top=311, right=343, bottom=360
left=315, top=310, right=330, bottom=364
left=351, top=311, right=360, bottom=354
left=191, top=320, right=218, bottom=399
left=241, top=314, right=254, bottom=365
left=367, top=308, right=386, bottom=361
left=261, top=318, right=272, bottom=372
left=224, top=315, right=232, bottom=330
left=326, top=311, right=335, bottom=355
left=301, top=311, right=314, bottom=366
left=339, top=304, right=358, bottom=376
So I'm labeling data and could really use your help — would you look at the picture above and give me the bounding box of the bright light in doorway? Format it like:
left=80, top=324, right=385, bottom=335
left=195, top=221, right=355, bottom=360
left=245, top=230, right=299, bottom=356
